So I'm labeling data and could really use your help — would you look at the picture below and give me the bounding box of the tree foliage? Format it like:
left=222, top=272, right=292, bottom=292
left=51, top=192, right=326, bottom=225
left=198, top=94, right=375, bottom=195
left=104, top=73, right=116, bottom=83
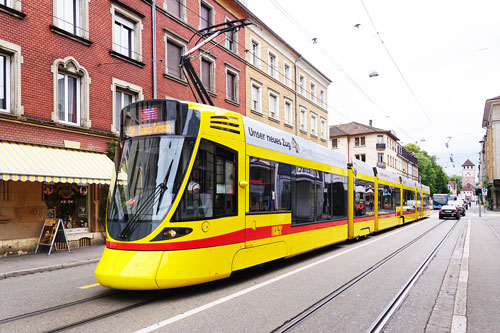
left=404, top=144, right=448, bottom=194
left=448, top=175, right=462, bottom=192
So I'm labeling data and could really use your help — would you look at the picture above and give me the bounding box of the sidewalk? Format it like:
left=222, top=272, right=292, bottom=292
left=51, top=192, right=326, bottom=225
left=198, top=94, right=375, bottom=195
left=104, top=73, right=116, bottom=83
left=0, top=244, right=105, bottom=279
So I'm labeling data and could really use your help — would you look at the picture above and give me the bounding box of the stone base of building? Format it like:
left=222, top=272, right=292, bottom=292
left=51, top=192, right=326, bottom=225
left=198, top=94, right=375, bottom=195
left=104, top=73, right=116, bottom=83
left=0, top=232, right=106, bottom=256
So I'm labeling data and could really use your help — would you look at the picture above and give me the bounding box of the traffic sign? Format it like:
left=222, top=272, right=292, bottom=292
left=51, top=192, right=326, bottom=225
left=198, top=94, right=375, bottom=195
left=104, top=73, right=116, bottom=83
left=482, top=188, right=488, bottom=195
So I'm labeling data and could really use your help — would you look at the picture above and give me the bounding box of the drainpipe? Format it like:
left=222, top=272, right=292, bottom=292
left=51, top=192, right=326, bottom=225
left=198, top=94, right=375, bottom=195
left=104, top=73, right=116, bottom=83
left=152, top=0, right=157, bottom=98
left=294, top=56, right=302, bottom=136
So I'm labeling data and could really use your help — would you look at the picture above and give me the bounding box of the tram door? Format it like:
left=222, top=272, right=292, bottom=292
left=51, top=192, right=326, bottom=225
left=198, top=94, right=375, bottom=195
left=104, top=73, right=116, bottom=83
left=245, top=156, right=272, bottom=247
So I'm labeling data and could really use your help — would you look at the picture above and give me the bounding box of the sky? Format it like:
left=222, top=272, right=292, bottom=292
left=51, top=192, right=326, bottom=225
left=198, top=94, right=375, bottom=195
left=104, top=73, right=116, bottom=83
left=247, top=0, right=500, bottom=177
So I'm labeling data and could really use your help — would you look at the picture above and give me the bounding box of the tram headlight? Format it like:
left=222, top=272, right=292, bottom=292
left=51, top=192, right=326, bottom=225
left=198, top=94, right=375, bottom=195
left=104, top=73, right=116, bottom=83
left=164, top=229, right=177, bottom=238
left=150, top=227, right=193, bottom=241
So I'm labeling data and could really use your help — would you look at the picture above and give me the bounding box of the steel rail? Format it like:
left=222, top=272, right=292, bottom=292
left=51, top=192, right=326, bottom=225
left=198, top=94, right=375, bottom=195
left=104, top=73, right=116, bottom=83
left=367, top=219, right=460, bottom=332
left=0, top=291, right=120, bottom=325
left=273, top=218, right=455, bottom=333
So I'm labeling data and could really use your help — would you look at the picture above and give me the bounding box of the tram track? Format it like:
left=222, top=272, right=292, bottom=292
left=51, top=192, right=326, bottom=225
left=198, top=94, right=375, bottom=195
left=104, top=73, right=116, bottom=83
left=272, top=218, right=458, bottom=333
left=0, top=289, right=166, bottom=332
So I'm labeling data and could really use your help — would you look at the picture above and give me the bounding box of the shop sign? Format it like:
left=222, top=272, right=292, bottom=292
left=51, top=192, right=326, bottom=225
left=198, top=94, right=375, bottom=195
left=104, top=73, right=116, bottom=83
left=35, top=219, right=70, bottom=255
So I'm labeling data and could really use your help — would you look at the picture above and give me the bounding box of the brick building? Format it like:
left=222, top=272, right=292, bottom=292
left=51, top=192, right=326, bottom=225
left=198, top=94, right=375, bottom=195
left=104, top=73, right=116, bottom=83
left=0, top=0, right=247, bottom=254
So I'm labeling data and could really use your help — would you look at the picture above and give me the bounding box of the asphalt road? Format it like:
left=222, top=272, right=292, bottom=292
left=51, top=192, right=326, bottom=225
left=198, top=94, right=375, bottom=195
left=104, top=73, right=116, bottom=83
left=1, top=209, right=499, bottom=332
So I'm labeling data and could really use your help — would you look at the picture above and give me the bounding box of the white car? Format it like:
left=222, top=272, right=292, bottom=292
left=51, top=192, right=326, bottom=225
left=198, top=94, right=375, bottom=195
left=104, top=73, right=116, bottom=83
left=448, top=200, right=466, bottom=216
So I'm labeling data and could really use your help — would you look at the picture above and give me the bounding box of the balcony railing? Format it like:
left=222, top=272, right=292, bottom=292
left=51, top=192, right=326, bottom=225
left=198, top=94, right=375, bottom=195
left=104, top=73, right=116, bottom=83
left=376, top=143, right=386, bottom=150
left=377, top=162, right=386, bottom=168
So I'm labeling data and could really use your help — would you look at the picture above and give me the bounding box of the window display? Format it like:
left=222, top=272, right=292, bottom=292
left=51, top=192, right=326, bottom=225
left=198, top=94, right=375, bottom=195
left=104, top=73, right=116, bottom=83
left=43, top=183, right=89, bottom=232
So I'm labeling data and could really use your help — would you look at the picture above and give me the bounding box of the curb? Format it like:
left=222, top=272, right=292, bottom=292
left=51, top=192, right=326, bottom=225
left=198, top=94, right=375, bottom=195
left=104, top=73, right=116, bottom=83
left=0, top=258, right=100, bottom=280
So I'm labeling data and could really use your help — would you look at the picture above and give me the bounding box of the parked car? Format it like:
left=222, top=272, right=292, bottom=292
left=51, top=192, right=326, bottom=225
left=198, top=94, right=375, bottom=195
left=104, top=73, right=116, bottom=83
left=448, top=200, right=466, bottom=216
left=439, top=204, right=461, bottom=220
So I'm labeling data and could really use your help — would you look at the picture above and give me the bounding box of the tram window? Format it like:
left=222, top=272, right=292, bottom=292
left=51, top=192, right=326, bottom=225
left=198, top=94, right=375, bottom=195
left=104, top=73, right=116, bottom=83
left=378, top=185, right=395, bottom=215
left=214, top=145, right=237, bottom=216
left=173, top=140, right=237, bottom=221
left=394, top=187, right=401, bottom=208
left=276, top=163, right=291, bottom=211
left=292, top=167, right=316, bottom=224
left=423, top=193, right=429, bottom=208
left=315, top=171, right=324, bottom=220
left=320, top=173, right=347, bottom=221
left=403, top=189, right=415, bottom=211
left=417, top=192, right=422, bottom=209
left=249, top=158, right=274, bottom=212
left=354, top=179, right=375, bottom=217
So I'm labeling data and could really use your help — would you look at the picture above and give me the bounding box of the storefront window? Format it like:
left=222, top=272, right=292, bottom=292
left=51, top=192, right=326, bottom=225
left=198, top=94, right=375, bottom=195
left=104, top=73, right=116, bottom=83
left=43, top=183, right=89, bottom=232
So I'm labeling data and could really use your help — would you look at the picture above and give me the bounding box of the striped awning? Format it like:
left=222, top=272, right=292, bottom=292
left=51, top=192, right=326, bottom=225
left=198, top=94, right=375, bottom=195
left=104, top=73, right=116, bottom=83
left=0, top=141, right=115, bottom=184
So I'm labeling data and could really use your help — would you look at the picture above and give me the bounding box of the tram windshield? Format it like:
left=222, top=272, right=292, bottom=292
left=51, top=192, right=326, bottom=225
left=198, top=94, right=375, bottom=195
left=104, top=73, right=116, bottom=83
left=107, top=100, right=200, bottom=241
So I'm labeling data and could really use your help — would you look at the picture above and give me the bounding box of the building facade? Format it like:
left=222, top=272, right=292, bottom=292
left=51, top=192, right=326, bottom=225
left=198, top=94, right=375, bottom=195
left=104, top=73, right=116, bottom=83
left=0, top=0, right=331, bottom=254
left=0, top=0, right=248, bottom=254
left=482, top=95, right=500, bottom=210
left=223, top=1, right=331, bottom=146
left=329, top=121, right=419, bottom=181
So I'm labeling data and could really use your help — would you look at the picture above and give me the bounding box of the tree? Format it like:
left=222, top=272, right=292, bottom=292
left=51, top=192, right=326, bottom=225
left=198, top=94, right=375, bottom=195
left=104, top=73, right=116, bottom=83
left=449, top=175, right=462, bottom=192
left=404, top=144, right=448, bottom=194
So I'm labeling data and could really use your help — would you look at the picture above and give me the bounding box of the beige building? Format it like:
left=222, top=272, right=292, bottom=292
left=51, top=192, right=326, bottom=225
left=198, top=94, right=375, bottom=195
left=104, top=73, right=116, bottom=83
left=244, top=21, right=331, bottom=146
left=481, top=95, right=500, bottom=209
left=329, top=121, right=419, bottom=181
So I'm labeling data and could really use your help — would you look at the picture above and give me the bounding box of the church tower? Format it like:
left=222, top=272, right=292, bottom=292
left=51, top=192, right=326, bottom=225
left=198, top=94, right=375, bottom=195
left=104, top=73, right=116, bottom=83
left=461, top=159, right=475, bottom=187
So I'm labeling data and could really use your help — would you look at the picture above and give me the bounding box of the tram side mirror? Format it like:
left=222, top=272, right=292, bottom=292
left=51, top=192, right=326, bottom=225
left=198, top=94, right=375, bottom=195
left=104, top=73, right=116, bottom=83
left=239, top=180, right=248, bottom=188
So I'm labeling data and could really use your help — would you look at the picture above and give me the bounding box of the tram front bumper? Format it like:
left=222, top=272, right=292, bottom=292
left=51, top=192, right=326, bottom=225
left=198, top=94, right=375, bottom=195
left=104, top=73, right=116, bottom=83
left=95, top=247, right=163, bottom=290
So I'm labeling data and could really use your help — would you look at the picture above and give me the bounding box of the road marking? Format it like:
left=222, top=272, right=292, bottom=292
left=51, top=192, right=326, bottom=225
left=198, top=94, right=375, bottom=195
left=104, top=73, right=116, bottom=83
left=451, top=218, right=470, bottom=333
left=79, top=283, right=100, bottom=289
left=135, top=220, right=430, bottom=333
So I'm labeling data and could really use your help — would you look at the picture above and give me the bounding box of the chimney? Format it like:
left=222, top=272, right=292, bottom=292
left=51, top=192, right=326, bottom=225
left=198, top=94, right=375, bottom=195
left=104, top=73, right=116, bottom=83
left=369, top=120, right=373, bottom=127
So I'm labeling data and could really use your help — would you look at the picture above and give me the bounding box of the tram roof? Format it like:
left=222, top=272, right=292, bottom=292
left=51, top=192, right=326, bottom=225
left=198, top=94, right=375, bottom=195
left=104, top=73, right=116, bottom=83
left=242, top=116, right=346, bottom=170
left=352, top=159, right=375, bottom=177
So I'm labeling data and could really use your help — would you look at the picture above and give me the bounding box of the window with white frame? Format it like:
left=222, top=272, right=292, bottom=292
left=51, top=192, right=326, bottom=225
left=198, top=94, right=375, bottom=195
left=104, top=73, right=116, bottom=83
left=199, top=2, right=213, bottom=30
left=0, top=52, right=10, bottom=113
left=54, top=0, right=89, bottom=39
left=56, top=0, right=80, bottom=35
left=284, top=99, right=292, bottom=125
left=378, top=153, right=384, bottom=163
left=377, top=135, right=383, bottom=144
left=1, top=0, right=12, bottom=8
left=51, top=57, right=90, bottom=128
left=300, top=107, right=307, bottom=132
left=320, top=89, right=325, bottom=108
left=112, top=5, right=142, bottom=61
left=320, top=117, right=326, bottom=139
left=0, top=40, right=22, bottom=116
left=57, top=72, right=80, bottom=125
left=111, top=78, right=143, bottom=133
left=268, top=52, right=277, bottom=79
left=310, top=82, right=316, bottom=103
left=225, top=18, right=237, bottom=52
left=310, top=112, right=317, bottom=136
left=268, top=90, right=279, bottom=120
left=165, top=0, right=185, bottom=20
left=165, top=33, right=186, bottom=79
left=201, top=56, right=215, bottom=92
left=251, top=81, right=261, bottom=113
left=114, top=15, right=135, bottom=59
left=299, top=74, right=305, bottom=96
left=250, top=38, right=260, bottom=67
left=332, top=138, right=338, bottom=149
left=225, top=67, right=238, bottom=103
left=284, top=63, right=291, bottom=87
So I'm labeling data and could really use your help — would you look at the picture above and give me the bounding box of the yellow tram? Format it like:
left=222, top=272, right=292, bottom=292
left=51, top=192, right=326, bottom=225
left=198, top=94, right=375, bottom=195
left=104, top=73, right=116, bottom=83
left=95, top=99, right=430, bottom=290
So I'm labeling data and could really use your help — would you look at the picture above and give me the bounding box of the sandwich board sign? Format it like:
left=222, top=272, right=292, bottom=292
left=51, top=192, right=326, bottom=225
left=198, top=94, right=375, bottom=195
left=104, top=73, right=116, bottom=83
left=35, top=218, right=70, bottom=255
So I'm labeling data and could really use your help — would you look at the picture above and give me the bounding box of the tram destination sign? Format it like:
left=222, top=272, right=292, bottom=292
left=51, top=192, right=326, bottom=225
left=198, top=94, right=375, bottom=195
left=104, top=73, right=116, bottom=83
left=242, top=117, right=346, bottom=169
left=125, top=120, right=175, bottom=137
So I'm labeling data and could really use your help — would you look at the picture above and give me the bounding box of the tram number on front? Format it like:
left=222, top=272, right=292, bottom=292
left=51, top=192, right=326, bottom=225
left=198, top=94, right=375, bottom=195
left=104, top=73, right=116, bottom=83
left=271, top=225, right=283, bottom=236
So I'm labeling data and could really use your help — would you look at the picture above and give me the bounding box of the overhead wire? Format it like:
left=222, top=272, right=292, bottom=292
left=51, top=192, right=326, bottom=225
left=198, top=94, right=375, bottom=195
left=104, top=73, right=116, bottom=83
left=8, top=0, right=413, bottom=172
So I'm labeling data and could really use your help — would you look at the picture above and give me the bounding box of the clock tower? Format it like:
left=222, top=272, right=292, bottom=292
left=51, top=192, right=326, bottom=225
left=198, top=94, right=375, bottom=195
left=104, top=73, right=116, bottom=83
left=461, top=159, right=475, bottom=188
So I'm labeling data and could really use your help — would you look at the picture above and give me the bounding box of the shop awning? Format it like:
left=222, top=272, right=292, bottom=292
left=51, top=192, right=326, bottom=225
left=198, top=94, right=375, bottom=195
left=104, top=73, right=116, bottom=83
left=0, top=141, right=115, bottom=184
